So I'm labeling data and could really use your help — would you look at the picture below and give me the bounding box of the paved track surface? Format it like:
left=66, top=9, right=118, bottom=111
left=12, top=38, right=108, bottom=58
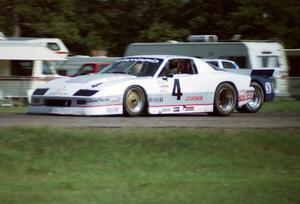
left=0, top=112, right=299, bottom=128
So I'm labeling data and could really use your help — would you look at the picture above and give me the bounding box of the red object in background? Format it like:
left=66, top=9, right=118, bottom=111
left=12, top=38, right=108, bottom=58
left=72, top=62, right=112, bottom=77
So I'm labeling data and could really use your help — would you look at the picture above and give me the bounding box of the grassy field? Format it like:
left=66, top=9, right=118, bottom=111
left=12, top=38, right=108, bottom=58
left=0, top=127, right=299, bottom=204
left=261, top=99, right=300, bottom=112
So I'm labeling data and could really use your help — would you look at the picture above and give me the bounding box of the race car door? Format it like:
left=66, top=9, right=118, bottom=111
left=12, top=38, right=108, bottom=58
left=149, top=58, right=215, bottom=114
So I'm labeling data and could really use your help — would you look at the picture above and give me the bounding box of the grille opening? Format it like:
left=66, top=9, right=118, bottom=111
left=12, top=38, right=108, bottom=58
left=45, top=99, right=72, bottom=107
left=77, top=100, right=86, bottom=105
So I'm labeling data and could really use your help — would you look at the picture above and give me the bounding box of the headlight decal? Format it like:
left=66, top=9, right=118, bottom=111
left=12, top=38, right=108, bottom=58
left=33, top=88, right=49, bottom=96
left=73, top=89, right=98, bottom=96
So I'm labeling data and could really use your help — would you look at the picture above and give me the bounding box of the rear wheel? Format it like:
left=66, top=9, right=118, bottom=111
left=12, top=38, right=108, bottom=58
left=212, top=83, right=237, bottom=116
left=236, top=81, right=264, bottom=113
left=123, top=86, right=146, bottom=116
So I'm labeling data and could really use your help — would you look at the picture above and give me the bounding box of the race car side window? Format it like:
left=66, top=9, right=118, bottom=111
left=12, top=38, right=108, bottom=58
left=158, top=59, right=197, bottom=77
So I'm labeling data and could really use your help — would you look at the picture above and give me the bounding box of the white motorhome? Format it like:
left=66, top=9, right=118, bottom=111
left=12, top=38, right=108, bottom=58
left=0, top=32, right=69, bottom=58
left=5, top=37, right=69, bottom=58
left=125, top=40, right=289, bottom=96
left=0, top=41, right=65, bottom=104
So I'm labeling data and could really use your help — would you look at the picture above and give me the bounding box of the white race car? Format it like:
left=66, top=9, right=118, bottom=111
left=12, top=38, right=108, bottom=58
left=29, top=55, right=254, bottom=116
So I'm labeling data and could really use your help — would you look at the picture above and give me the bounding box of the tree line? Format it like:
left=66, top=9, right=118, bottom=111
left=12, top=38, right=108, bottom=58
left=0, top=0, right=299, bottom=56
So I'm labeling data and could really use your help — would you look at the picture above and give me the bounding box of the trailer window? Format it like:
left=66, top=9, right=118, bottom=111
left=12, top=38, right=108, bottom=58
left=220, top=56, right=247, bottom=68
left=257, top=56, right=280, bottom=68
left=11, top=60, right=33, bottom=76
left=43, top=61, right=56, bottom=75
left=47, top=43, right=60, bottom=51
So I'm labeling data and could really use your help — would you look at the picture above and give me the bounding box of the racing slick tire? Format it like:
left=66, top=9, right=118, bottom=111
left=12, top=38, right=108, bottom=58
left=123, top=86, right=146, bottom=116
left=236, top=81, right=264, bottom=113
left=212, top=83, right=237, bottom=116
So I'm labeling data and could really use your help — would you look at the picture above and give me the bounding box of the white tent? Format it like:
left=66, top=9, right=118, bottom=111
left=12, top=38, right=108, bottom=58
left=0, top=43, right=65, bottom=61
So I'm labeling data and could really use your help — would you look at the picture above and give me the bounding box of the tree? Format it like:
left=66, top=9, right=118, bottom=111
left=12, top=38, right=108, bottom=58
left=138, top=22, right=188, bottom=42
left=0, top=0, right=299, bottom=55
left=231, top=0, right=300, bottom=47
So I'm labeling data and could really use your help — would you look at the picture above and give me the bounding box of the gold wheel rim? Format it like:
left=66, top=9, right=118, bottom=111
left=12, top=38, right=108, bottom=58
left=126, top=89, right=143, bottom=113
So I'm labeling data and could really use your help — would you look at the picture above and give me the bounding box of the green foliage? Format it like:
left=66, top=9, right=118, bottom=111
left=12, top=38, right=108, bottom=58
left=0, top=127, right=299, bottom=203
left=0, top=0, right=299, bottom=55
left=138, top=22, right=189, bottom=42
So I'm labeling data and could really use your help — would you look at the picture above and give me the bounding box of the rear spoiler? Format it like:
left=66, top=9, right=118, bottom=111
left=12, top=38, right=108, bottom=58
left=250, top=69, right=274, bottom=78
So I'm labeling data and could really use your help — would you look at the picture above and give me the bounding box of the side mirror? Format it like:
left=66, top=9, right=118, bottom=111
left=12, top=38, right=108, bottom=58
left=166, top=73, right=174, bottom=78
left=162, top=73, right=173, bottom=81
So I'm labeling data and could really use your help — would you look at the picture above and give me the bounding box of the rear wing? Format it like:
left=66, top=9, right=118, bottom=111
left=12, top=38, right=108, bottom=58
left=250, top=69, right=274, bottom=78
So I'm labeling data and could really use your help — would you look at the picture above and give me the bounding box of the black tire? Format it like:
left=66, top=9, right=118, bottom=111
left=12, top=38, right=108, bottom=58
left=236, top=81, right=264, bottom=113
left=123, top=86, right=146, bottom=116
left=212, top=83, right=237, bottom=116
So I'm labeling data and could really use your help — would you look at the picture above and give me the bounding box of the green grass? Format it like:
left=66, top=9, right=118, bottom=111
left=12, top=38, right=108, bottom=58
left=0, top=106, right=27, bottom=113
left=0, top=127, right=299, bottom=204
left=261, top=99, right=300, bottom=112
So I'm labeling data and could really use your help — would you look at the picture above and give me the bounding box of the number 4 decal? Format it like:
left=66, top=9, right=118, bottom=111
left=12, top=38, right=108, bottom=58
left=172, top=79, right=183, bottom=100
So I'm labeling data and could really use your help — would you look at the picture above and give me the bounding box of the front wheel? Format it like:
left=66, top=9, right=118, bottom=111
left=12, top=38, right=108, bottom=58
left=212, top=83, right=237, bottom=116
left=236, top=81, right=264, bottom=113
left=123, top=86, right=146, bottom=116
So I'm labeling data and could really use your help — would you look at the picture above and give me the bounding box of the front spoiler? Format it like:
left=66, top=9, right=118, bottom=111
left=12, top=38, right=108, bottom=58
left=28, top=105, right=123, bottom=116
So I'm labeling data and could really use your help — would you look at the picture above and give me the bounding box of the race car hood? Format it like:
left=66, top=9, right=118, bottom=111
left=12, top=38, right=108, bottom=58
left=40, top=74, right=136, bottom=97
left=66, top=73, right=135, bottom=84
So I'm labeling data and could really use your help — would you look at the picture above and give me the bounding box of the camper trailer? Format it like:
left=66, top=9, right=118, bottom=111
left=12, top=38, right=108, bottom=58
left=125, top=39, right=289, bottom=96
left=0, top=42, right=64, bottom=105
left=0, top=32, right=69, bottom=58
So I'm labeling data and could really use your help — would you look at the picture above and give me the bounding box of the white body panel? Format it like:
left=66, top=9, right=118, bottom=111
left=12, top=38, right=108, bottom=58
left=29, top=55, right=254, bottom=116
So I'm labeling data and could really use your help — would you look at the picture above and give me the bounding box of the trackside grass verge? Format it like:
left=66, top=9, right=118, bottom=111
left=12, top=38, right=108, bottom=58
left=261, top=99, right=300, bottom=112
left=0, top=127, right=299, bottom=204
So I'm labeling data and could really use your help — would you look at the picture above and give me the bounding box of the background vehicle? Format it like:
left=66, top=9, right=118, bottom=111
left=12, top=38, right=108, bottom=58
left=72, top=62, right=112, bottom=76
left=204, top=59, right=239, bottom=70
left=56, top=56, right=118, bottom=76
left=3, top=37, right=69, bottom=58
left=0, top=41, right=64, bottom=104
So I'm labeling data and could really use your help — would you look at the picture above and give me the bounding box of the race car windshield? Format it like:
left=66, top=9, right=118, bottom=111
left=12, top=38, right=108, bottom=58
left=100, top=58, right=163, bottom=77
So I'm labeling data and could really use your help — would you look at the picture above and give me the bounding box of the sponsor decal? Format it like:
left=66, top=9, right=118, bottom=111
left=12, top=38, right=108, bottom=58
left=265, top=82, right=272, bottom=94
left=161, top=108, right=171, bottom=112
left=173, top=107, right=180, bottom=112
left=110, top=97, right=121, bottom=103
left=149, top=96, right=164, bottom=103
left=91, top=83, right=102, bottom=88
left=183, top=105, right=194, bottom=111
left=99, top=98, right=109, bottom=102
left=160, top=84, right=169, bottom=89
left=238, top=90, right=254, bottom=101
left=185, top=96, right=203, bottom=101
left=85, top=98, right=109, bottom=104
left=159, top=84, right=169, bottom=93
left=116, top=58, right=160, bottom=63
left=107, top=107, right=120, bottom=113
